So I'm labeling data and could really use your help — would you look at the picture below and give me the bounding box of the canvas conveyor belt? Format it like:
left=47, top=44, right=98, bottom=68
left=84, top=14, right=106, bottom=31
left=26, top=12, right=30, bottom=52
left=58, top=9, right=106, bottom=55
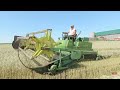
left=18, top=47, right=57, bottom=68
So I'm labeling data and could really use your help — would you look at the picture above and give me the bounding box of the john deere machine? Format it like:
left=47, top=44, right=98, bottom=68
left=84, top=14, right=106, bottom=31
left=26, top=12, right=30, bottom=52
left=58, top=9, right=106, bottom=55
left=12, top=29, right=100, bottom=74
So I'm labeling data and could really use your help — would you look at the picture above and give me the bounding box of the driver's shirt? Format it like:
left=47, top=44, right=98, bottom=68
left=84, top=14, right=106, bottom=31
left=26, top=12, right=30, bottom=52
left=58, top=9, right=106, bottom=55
left=68, top=28, right=76, bottom=36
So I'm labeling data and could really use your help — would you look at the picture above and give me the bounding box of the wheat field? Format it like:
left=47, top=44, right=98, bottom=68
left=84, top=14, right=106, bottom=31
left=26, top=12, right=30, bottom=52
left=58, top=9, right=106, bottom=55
left=1, top=41, right=120, bottom=79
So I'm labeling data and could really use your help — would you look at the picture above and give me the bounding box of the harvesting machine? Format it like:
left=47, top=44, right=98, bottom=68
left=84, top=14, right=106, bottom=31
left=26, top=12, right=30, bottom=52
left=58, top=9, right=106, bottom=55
left=12, top=29, right=100, bottom=74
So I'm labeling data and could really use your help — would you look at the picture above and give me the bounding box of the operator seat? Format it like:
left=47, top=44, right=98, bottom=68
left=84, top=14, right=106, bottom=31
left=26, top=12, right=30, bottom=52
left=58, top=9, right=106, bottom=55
left=68, top=34, right=77, bottom=42
left=62, top=32, right=77, bottom=42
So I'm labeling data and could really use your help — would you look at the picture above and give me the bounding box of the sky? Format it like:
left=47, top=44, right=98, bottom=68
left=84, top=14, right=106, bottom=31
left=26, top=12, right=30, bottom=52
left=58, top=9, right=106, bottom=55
left=0, top=11, right=120, bottom=43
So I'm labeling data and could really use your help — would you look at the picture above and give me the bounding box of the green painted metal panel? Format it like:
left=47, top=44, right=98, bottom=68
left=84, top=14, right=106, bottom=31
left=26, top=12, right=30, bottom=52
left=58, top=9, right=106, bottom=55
left=82, top=37, right=89, bottom=41
left=70, top=51, right=82, bottom=60
left=75, top=41, right=92, bottom=49
left=55, top=40, right=73, bottom=48
left=95, top=29, right=120, bottom=36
